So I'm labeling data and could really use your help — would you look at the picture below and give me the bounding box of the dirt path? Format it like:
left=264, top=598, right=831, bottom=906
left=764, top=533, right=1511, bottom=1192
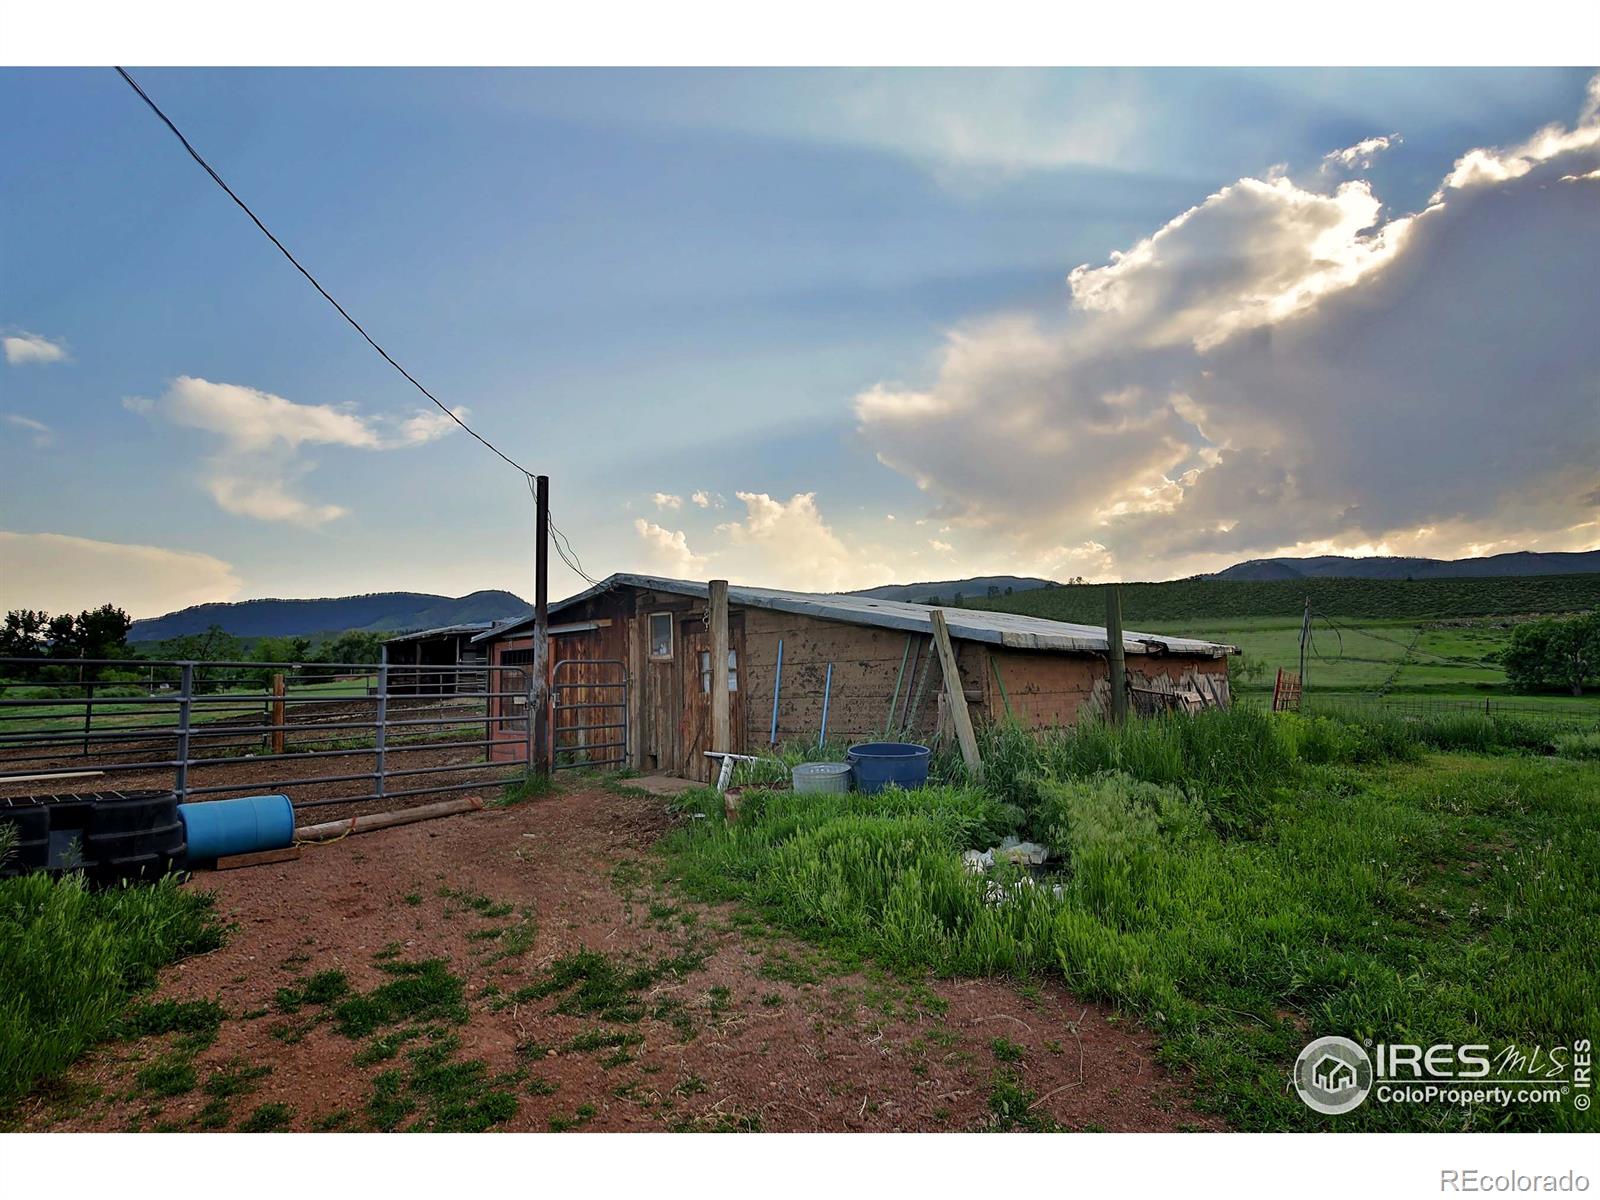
left=21, top=783, right=1220, bottom=1133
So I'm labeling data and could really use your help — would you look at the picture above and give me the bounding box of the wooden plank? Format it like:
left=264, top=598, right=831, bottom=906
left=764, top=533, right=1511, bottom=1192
left=214, top=847, right=301, bottom=871
left=929, top=609, right=982, bottom=781
left=709, top=580, right=730, bottom=754
left=1105, top=586, right=1128, bottom=724
left=270, top=672, right=286, bottom=755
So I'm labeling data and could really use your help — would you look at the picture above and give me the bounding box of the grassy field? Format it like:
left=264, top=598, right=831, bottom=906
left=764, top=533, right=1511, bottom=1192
left=666, top=709, right=1600, bottom=1131
left=960, top=573, right=1600, bottom=623
left=0, top=677, right=373, bottom=737
left=963, top=573, right=1600, bottom=722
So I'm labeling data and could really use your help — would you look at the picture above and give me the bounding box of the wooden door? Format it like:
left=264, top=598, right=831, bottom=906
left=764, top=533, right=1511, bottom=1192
left=679, top=615, right=745, bottom=781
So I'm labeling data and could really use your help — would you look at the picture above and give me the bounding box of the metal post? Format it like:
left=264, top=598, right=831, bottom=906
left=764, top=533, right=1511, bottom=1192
left=1299, top=596, right=1311, bottom=693
left=533, top=473, right=550, bottom=773
left=175, top=662, right=193, bottom=803
left=81, top=680, right=94, bottom=756
left=374, top=659, right=388, bottom=799
left=768, top=639, right=784, bottom=746
left=1106, top=585, right=1128, bottom=725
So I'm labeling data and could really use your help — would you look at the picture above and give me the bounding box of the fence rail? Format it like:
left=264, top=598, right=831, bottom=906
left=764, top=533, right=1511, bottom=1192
left=0, top=656, right=536, bottom=810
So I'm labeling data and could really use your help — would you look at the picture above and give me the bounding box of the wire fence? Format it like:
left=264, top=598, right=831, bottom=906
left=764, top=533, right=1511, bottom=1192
left=0, top=657, right=537, bottom=811
left=1303, top=692, right=1600, bottom=728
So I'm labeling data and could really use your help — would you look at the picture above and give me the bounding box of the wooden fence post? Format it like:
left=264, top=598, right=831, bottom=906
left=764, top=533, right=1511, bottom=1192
left=929, top=610, right=982, bottom=781
left=709, top=579, right=730, bottom=757
left=270, top=672, right=286, bottom=755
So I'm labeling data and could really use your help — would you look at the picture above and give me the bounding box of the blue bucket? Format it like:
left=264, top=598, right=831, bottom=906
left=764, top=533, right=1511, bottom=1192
left=178, top=795, right=295, bottom=863
left=846, top=742, right=931, bottom=794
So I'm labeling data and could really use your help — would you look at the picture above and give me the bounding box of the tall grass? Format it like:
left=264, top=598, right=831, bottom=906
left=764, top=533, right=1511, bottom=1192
left=660, top=708, right=1600, bottom=1131
left=0, top=869, right=222, bottom=1111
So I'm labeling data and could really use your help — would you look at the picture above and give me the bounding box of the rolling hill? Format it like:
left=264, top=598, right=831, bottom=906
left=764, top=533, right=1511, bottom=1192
left=958, top=573, right=1600, bottom=625
left=128, top=590, right=529, bottom=642
left=1210, top=550, right=1600, bottom=582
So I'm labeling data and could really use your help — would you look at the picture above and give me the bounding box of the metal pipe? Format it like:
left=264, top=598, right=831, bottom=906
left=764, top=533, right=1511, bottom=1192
left=374, top=660, right=388, bottom=799
left=175, top=663, right=193, bottom=803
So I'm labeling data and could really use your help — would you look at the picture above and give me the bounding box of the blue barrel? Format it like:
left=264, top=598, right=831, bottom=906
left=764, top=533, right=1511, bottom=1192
left=846, top=742, right=931, bottom=794
left=178, top=795, right=295, bottom=862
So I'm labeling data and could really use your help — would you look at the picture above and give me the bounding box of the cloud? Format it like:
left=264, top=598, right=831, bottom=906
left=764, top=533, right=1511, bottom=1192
left=1323, top=134, right=1400, bottom=171
left=129, top=376, right=464, bottom=526
left=651, top=492, right=683, bottom=510
left=632, top=518, right=708, bottom=577
left=713, top=492, right=868, bottom=590
left=690, top=490, right=720, bottom=509
left=3, top=413, right=53, bottom=448
left=928, top=539, right=953, bottom=553
left=2, top=331, right=69, bottom=366
left=855, top=77, right=1600, bottom=580
left=0, top=531, right=243, bottom=618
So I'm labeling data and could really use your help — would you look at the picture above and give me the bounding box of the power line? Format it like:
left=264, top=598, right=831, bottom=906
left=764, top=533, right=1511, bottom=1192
left=113, top=66, right=536, bottom=479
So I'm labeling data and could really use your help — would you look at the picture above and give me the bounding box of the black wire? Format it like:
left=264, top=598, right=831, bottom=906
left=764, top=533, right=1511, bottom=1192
left=113, top=66, right=536, bottom=479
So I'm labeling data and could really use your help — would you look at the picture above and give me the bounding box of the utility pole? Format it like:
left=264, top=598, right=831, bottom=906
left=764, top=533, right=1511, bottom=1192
left=1105, top=584, right=1127, bottom=725
left=709, top=579, right=730, bottom=762
left=1298, top=596, right=1312, bottom=693
left=533, top=474, right=550, bottom=774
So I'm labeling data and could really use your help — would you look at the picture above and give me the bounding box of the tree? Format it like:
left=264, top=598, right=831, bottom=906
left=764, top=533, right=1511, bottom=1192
left=318, top=630, right=385, bottom=667
left=0, top=609, right=49, bottom=660
left=1502, top=612, right=1600, bottom=696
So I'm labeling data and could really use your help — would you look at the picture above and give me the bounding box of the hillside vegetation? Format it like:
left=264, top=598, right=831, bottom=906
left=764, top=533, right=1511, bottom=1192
left=960, top=574, right=1600, bottom=624
left=129, top=589, right=528, bottom=642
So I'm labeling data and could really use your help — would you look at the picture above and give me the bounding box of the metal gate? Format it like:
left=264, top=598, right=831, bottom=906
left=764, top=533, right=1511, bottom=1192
left=549, top=658, right=629, bottom=771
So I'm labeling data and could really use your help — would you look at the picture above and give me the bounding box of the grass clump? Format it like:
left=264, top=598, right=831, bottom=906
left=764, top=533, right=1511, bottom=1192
left=118, top=997, right=226, bottom=1050
left=364, top=1038, right=518, bottom=1132
left=523, top=945, right=707, bottom=1023
left=0, top=871, right=222, bottom=1110
left=135, top=1054, right=197, bottom=1098
left=333, top=959, right=467, bottom=1038
left=274, top=969, right=350, bottom=1014
left=237, top=1102, right=294, bottom=1132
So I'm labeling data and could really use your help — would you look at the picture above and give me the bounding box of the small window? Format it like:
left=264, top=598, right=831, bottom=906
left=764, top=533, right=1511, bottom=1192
left=648, top=612, right=673, bottom=660
left=699, top=649, right=738, bottom=694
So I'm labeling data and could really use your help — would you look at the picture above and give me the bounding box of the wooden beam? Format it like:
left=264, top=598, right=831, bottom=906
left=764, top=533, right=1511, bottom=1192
left=1105, top=585, right=1127, bottom=725
left=270, top=672, right=286, bottom=754
left=929, top=609, right=982, bottom=781
left=709, top=579, right=730, bottom=754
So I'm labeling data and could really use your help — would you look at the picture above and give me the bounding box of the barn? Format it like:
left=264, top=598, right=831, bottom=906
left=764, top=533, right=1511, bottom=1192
left=380, top=621, right=493, bottom=694
left=475, top=574, right=1237, bottom=782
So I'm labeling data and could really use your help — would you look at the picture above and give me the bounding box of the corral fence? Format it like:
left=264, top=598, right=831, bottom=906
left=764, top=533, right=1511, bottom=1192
left=0, top=657, right=544, bottom=812
left=1302, top=692, right=1599, bottom=729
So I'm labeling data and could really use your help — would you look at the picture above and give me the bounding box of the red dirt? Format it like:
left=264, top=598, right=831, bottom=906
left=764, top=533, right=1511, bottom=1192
left=19, top=782, right=1223, bottom=1133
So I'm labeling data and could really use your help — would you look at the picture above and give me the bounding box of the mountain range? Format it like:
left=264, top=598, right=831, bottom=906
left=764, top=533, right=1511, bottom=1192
left=1207, top=550, right=1600, bottom=582
left=125, top=550, right=1598, bottom=640
left=128, top=590, right=529, bottom=642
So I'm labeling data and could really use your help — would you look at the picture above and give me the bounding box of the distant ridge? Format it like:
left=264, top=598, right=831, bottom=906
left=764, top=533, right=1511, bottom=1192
left=129, top=590, right=529, bottom=642
left=1209, top=550, right=1600, bottom=582
left=849, top=575, right=1055, bottom=603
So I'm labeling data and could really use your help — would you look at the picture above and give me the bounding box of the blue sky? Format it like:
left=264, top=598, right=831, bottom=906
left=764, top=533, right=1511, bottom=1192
left=3, top=67, right=1597, bottom=615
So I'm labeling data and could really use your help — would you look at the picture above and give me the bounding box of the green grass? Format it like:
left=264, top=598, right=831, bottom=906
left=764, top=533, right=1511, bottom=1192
left=0, top=870, right=223, bottom=1112
left=962, top=574, right=1600, bottom=624
left=237, top=1101, right=294, bottom=1132
left=332, top=959, right=468, bottom=1038
left=659, top=707, right=1600, bottom=1131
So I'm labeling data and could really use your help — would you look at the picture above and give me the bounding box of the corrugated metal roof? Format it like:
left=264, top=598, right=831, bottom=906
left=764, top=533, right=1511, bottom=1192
left=473, top=574, right=1236, bottom=658
left=383, top=621, right=496, bottom=644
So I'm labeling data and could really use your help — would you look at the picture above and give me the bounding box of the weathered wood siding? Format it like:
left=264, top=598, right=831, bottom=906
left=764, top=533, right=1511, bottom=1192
left=740, top=607, right=989, bottom=746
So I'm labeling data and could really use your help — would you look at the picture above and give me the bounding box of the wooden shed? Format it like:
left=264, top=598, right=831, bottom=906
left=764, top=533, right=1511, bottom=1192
left=380, top=622, right=493, bottom=695
left=475, top=574, right=1237, bottom=782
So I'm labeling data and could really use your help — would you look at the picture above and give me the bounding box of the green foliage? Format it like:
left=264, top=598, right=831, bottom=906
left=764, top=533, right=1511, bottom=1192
left=962, top=574, right=1600, bottom=624
left=1502, top=611, right=1600, bottom=696
left=237, top=1102, right=294, bottom=1132
left=0, top=874, right=222, bottom=1110
left=661, top=717, right=1600, bottom=1131
left=274, top=969, right=351, bottom=1014
left=332, top=959, right=467, bottom=1038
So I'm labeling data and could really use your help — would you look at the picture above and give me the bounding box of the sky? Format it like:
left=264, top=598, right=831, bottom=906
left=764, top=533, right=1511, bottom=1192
left=2, top=67, right=1597, bottom=617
